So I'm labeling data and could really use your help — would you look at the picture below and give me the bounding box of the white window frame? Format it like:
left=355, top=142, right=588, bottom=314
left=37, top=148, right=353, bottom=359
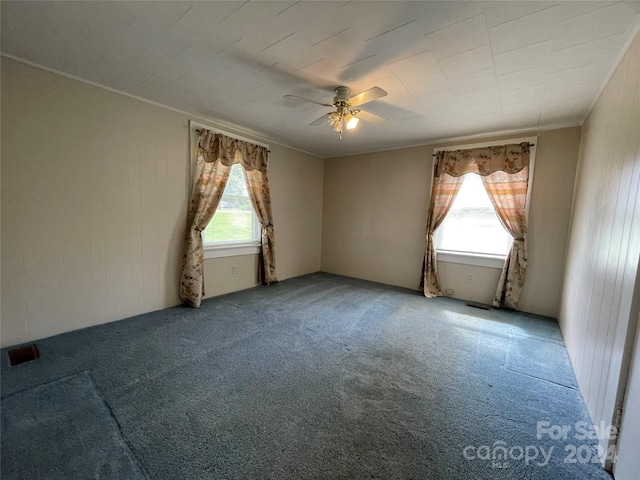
left=189, top=120, right=268, bottom=259
left=432, top=135, right=537, bottom=269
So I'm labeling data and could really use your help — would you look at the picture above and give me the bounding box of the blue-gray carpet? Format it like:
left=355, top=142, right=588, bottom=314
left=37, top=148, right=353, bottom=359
left=1, top=273, right=611, bottom=479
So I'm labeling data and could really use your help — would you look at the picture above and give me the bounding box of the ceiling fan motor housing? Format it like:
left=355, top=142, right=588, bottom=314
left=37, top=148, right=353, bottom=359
left=333, top=86, right=352, bottom=106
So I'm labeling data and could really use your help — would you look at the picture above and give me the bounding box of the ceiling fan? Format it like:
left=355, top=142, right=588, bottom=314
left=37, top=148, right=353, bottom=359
left=284, top=86, right=388, bottom=139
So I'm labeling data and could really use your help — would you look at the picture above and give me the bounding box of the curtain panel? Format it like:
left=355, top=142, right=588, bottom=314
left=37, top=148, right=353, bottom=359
left=421, top=174, right=464, bottom=297
left=421, top=142, right=531, bottom=308
left=482, top=168, right=529, bottom=309
left=179, top=130, right=276, bottom=308
left=244, top=168, right=277, bottom=284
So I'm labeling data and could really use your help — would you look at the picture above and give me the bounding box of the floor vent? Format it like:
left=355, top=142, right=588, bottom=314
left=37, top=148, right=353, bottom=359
left=8, top=345, right=40, bottom=366
left=467, top=301, right=491, bottom=310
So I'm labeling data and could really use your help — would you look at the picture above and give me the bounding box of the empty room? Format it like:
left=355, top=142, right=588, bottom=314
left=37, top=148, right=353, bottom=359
left=2, top=1, right=640, bottom=479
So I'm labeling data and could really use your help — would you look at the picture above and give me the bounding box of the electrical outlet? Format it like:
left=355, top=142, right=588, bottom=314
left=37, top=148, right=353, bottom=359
left=445, top=288, right=454, bottom=296
left=467, top=274, right=473, bottom=283
left=231, top=265, right=238, bottom=275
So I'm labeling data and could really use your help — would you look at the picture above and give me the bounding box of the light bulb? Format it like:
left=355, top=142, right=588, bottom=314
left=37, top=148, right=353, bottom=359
left=346, top=115, right=359, bottom=130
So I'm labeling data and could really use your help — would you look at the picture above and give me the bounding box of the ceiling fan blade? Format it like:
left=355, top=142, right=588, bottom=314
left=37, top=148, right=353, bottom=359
left=355, top=110, right=387, bottom=125
left=310, top=114, right=330, bottom=126
left=348, top=87, right=387, bottom=107
left=284, top=95, right=333, bottom=107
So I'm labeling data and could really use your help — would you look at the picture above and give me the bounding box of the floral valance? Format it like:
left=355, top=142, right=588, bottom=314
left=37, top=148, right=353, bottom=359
left=434, top=142, right=530, bottom=177
left=198, top=130, right=268, bottom=173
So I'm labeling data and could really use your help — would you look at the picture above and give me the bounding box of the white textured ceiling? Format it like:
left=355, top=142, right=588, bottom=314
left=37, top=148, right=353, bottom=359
left=2, top=1, right=639, bottom=157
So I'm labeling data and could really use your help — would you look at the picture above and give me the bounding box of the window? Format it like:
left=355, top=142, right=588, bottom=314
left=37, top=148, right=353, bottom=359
left=203, top=163, right=260, bottom=247
left=434, top=173, right=512, bottom=257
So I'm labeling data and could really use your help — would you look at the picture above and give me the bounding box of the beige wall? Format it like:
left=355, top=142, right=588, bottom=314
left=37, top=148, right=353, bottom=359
left=436, top=263, right=502, bottom=305
left=512, top=127, right=581, bottom=316
left=322, top=146, right=432, bottom=289
left=322, top=127, right=581, bottom=318
left=268, top=143, right=324, bottom=281
left=1, top=57, right=324, bottom=347
left=559, top=32, right=640, bottom=462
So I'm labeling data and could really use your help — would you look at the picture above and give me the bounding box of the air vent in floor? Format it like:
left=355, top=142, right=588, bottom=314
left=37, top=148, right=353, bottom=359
left=8, top=345, right=40, bottom=366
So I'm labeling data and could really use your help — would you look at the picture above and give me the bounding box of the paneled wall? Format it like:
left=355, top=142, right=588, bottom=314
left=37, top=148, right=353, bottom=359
left=559, top=33, right=640, bottom=458
left=614, top=311, right=640, bottom=478
left=1, top=58, right=188, bottom=346
left=1, top=57, right=324, bottom=348
left=322, top=128, right=580, bottom=318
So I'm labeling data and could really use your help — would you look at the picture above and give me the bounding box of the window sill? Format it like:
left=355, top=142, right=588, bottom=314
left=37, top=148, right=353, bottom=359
left=204, top=242, right=261, bottom=259
left=436, top=250, right=506, bottom=269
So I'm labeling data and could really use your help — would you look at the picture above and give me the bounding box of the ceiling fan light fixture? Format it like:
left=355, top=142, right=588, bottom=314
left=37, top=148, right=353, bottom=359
left=346, top=114, right=359, bottom=130
left=327, top=112, right=343, bottom=132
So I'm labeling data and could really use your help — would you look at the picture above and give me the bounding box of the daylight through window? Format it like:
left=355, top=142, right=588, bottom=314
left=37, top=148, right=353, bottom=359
left=434, top=173, right=512, bottom=256
left=203, top=164, right=259, bottom=245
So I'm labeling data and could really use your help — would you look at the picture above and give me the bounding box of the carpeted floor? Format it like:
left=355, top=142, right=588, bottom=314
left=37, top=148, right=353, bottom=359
left=1, top=273, right=612, bottom=479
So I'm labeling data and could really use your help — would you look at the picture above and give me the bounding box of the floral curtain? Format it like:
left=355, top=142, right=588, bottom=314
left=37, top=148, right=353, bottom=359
left=434, top=143, right=529, bottom=177
left=421, top=142, right=531, bottom=307
left=482, top=168, right=529, bottom=309
left=421, top=173, right=464, bottom=297
left=179, top=130, right=276, bottom=308
left=244, top=169, right=277, bottom=284
left=197, top=131, right=269, bottom=171
left=179, top=146, right=233, bottom=307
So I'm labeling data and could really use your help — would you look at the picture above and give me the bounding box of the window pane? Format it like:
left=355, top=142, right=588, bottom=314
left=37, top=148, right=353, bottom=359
left=203, top=164, right=256, bottom=243
left=434, top=173, right=513, bottom=256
